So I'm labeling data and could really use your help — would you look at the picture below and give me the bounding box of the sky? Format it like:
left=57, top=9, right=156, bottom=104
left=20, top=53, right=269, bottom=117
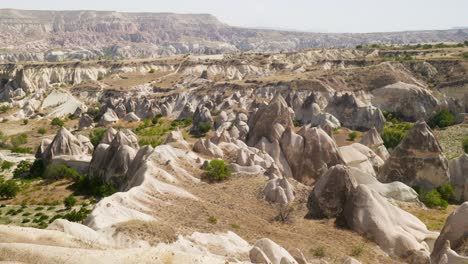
left=3, top=0, right=468, bottom=33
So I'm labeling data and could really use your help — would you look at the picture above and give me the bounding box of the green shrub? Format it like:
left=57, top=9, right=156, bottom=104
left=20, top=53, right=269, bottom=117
left=138, top=138, right=162, bottom=147
left=1, top=160, right=14, bottom=171
left=22, top=119, right=28, bottom=125
left=198, top=122, right=212, bottom=134
left=351, top=243, right=365, bottom=257
left=382, top=123, right=412, bottom=149
left=37, top=128, right=47, bottom=135
left=152, top=114, right=163, bottom=125
left=0, top=180, right=20, bottom=199
left=292, top=120, right=302, bottom=127
left=230, top=223, right=241, bottom=229
left=22, top=218, right=30, bottom=223
left=208, top=216, right=217, bottom=224
left=148, top=68, right=155, bottom=74
left=312, top=246, right=326, bottom=258
left=49, top=214, right=64, bottom=223
left=462, top=137, right=468, bottom=154
left=89, top=128, right=107, bottom=147
left=10, top=146, right=32, bottom=154
left=51, top=117, right=65, bottom=127
left=64, top=195, right=77, bottom=209
left=0, top=105, right=11, bottom=113
left=348, top=131, right=358, bottom=141
left=35, top=206, right=44, bottom=211
left=13, top=160, right=31, bottom=178
left=29, top=159, right=45, bottom=179
left=206, top=160, right=232, bottom=182
left=10, top=134, right=28, bottom=146
left=428, top=109, right=456, bottom=129
left=463, top=52, right=468, bottom=59
left=45, top=164, right=82, bottom=181
left=437, top=183, right=455, bottom=202
left=74, top=175, right=116, bottom=198
left=63, top=207, right=91, bottom=223
left=421, top=189, right=448, bottom=209
left=22, top=212, right=31, bottom=217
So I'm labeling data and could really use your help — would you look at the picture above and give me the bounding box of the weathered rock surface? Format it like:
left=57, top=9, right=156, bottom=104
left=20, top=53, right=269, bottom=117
left=41, top=127, right=90, bottom=162
left=449, top=154, right=468, bottom=202
left=193, top=138, right=223, bottom=158
left=78, top=114, right=94, bottom=130
left=378, top=120, right=450, bottom=190
left=264, top=176, right=295, bottom=204
left=249, top=238, right=297, bottom=264
left=99, top=108, right=119, bottom=126
left=359, top=127, right=389, bottom=160
left=431, top=202, right=468, bottom=264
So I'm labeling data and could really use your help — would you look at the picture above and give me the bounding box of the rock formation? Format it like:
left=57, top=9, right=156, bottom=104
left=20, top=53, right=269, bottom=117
left=190, top=105, right=213, bottom=134
left=359, top=127, right=389, bottom=160
left=378, top=120, right=450, bottom=190
left=449, top=154, right=468, bottom=202
left=431, top=202, right=468, bottom=263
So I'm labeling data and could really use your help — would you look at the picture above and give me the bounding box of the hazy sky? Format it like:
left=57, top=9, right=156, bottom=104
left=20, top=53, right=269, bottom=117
left=3, top=0, right=468, bottom=33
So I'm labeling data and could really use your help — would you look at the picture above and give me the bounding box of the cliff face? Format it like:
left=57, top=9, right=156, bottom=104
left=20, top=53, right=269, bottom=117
left=1, top=9, right=468, bottom=62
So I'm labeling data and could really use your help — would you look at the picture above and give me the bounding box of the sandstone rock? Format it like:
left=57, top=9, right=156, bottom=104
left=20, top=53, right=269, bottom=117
left=431, top=202, right=468, bottom=263
left=377, top=120, right=450, bottom=190
left=78, top=114, right=93, bottom=130
left=215, top=110, right=228, bottom=129
left=114, top=103, right=127, bottom=118
left=281, top=126, right=344, bottom=185
left=449, top=154, right=468, bottom=202
left=344, top=185, right=438, bottom=263
left=35, top=138, right=52, bottom=159
left=338, top=144, right=378, bottom=176
left=250, top=238, right=298, bottom=264
left=100, top=127, right=118, bottom=145
left=178, top=102, right=195, bottom=120
left=41, top=127, right=87, bottom=162
left=164, top=129, right=190, bottom=149
left=190, top=105, right=213, bottom=134
left=264, top=177, right=295, bottom=204
left=372, top=82, right=439, bottom=121
left=359, top=127, right=389, bottom=160
left=99, top=108, right=119, bottom=126
left=123, top=112, right=140, bottom=122
left=247, top=94, right=294, bottom=146
left=193, top=138, right=223, bottom=158
left=307, top=165, right=358, bottom=218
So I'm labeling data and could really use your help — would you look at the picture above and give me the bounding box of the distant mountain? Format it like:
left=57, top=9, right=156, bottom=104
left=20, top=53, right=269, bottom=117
left=0, top=9, right=467, bottom=62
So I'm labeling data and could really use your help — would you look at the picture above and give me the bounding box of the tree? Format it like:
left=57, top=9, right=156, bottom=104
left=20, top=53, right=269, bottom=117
left=64, top=195, right=77, bottom=209
left=348, top=131, right=358, bottom=141
left=51, top=117, right=65, bottom=127
left=427, top=109, right=455, bottom=129
left=13, top=160, right=31, bottom=178
left=89, top=128, right=107, bottom=147
left=198, top=122, right=212, bottom=134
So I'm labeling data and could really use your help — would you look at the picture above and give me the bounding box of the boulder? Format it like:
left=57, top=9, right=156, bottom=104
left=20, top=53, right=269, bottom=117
left=215, top=110, right=228, bottom=129
left=372, top=82, right=439, bottom=121
left=249, top=238, right=297, bottom=264
left=307, top=165, right=358, bottom=218
left=264, top=177, right=295, bottom=204
left=123, top=112, right=140, bottom=122
left=449, top=154, right=468, bottom=202
left=247, top=94, right=294, bottom=146
left=41, top=127, right=87, bottom=162
left=193, top=138, right=223, bottom=158
left=359, top=127, right=389, bottom=160
left=99, top=108, right=119, bottom=126
left=178, top=102, right=194, bottom=120
left=190, top=105, right=213, bottom=134
left=78, top=114, right=93, bottom=130
left=164, top=129, right=190, bottom=149
left=280, top=126, right=345, bottom=185
left=100, top=127, right=118, bottom=145
left=344, top=185, right=438, bottom=263
left=338, top=144, right=378, bottom=176
left=377, top=120, right=450, bottom=190
left=431, top=202, right=468, bottom=263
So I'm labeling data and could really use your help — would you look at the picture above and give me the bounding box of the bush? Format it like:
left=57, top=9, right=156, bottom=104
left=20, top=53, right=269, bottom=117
left=348, top=131, right=358, bottom=141
left=427, top=109, right=455, bottom=129
left=22, top=119, right=28, bottom=125
left=421, top=189, right=448, bottom=209
left=63, top=207, right=91, bottom=222
left=208, top=216, right=217, bottom=224
left=10, top=134, right=28, bottom=146
left=462, top=137, right=468, bottom=154
left=437, top=183, right=455, bottom=202
left=37, top=128, right=47, bottom=135
left=51, top=117, right=65, bottom=127
left=312, top=246, right=326, bottom=258
left=74, top=175, right=116, bottom=198
left=351, top=243, right=365, bottom=257
left=198, top=122, right=212, bottom=134
left=0, top=180, right=20, bottom=199
left=382, top=123, right=412, bottom=149
left=293, top=120, right=302, bottom=127
left=29, top=159, right=46, bottom=179
left=148, top=68, right=155, bottom=74
left=89, top=128, right=107, bottom=147
left=206, top=160, right=232, bottom=182
left=1, top=160, right=14, bottom=171
left=45, top=164, right=82, bottom=181
left=13, top=160, right=31, bottom=178
left=64, top=195, right=77, bottom=209
left=463, top=52, right=468, bottom=59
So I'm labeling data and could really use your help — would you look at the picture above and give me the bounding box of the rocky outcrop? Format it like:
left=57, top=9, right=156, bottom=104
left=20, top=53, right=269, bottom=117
left=280, top=126, right=344, bottom=185
left=41, top=127, right=90, bottom=162
left=377, top=120, right=450, bottom=190
left=249, top=238, right=297, bottom=264
left=164, top=129, right=190, bottom=150
left=123, top=112, right=140, bottom=122
left=449, top=154, right=468, bottom=202
left=264, top=176, right=295, bottom=204
left=338, top=143, right=383, bottom=176
left=78, top=114, right=94, bottom=130
left=344, top=185, right=438, bottom=263
left=193, top=138, right=223, bottom=158
left=372, top=82, right=440, bottom=121
left=307, top=165, right=358, bottom=219
left=431, top=202, right=468, bottom=264
left=326, top=93, right=386, bottom=131
left=359, top=127, right=389, bottom=160
left=89, top=131, right=139, bottom=187
left=247, top=94, right=294, bottom=146
left=190, top=105, right=213, bottom=135
left=99, top=108, right=119, bottom=126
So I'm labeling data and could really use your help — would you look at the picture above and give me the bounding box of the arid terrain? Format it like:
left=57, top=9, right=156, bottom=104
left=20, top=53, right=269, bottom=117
left=0, top=8, right=467, bottom=264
